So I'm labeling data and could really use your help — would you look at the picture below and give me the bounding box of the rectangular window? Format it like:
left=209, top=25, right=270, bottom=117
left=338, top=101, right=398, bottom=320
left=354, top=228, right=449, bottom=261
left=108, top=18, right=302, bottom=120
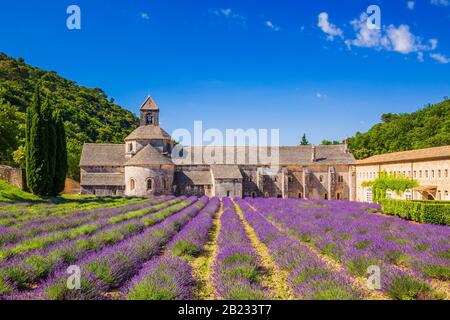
left=405, top=190, right=412, bottom=200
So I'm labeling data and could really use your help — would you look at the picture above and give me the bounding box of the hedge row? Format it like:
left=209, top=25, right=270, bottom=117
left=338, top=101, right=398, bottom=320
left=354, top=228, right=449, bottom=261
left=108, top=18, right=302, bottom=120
left=380, top=199, right=450, bottom=226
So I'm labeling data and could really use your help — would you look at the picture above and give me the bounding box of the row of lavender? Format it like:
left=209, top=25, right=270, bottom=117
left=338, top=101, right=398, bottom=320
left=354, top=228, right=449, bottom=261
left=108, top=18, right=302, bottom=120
left=121, top=197, right=220, bottom=299
left=0, top=197, right=187, bottom=263
left=4, top=197, right=210, bottom=299
left=0, top=197, right=197, bottom=297
left=0, top=197, right=171, bottom=247
left=211, top=198, right=268, bottom=299
left=246, top=198, right=449, bottom=299
left=235, top=199, right=362, bottom=299
left=0, top=197, right=146, bottom=224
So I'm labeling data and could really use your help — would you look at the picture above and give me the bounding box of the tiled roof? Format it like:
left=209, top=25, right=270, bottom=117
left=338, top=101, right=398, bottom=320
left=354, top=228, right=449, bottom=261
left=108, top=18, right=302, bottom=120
left=125, top=125, right=172, bottom=141
left=211, top=165, right=243, bottom=179
left=125, top=145, right=173, bottom=166
left=174, top=171, right=212, bottom=185
left=79, top=144, right=126, bottom=167
left=81, top=173, right=125, bottom=186
left=173, top=145, right=355, bottom=165
left=356, top=146, right=450, bottom=165
left=140, top=96, right=159, bottom=111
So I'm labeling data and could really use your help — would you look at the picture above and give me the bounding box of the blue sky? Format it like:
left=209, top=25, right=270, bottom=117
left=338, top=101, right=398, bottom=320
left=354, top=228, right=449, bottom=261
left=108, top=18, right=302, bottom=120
left=0, top=0, right=449, bottom=145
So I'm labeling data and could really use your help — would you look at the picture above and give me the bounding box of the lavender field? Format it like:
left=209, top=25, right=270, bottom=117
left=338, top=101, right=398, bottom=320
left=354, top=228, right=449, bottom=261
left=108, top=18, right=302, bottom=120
left=0, top=196, right=448, bottom=300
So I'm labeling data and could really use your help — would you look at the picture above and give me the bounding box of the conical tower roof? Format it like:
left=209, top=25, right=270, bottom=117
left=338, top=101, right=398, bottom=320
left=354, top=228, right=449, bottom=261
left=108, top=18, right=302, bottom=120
left=125, top=145, right=173, bottom=166
left=140, top=96, right=159, bottom=111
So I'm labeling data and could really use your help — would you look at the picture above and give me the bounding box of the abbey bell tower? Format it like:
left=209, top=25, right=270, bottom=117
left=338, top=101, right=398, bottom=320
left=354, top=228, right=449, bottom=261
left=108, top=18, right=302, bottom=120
left=140, top=96, right=159, bottom=126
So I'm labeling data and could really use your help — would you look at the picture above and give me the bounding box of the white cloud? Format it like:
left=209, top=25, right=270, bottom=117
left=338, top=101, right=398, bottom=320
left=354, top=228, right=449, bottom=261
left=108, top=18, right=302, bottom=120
left=430, top=53, right=450, bottom=63
left=430, top=0, right=450, bottom=6
left=265, top=20, right=280, bottom=31
left=386, top=24, right=417, bottom=54
left=346, top=13, right=439, bottom=55
left=318, top=11, right=446, bottom=63
left=140, top=12, right=149, bottom=20
left=417, top=51, right=424, bottom=62
left=211, top=8, right=246, bottom=21
left=407, top=1, right=415, bottom=10
left=349, top=13, right=387, bottom=49
left=317, top=12, right=343, bottom=40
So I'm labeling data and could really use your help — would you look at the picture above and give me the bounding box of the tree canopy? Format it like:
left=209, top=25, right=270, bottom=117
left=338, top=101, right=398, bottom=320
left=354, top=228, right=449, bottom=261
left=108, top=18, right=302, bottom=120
left=300, top=133, right=309, bottom=145
left=0, top=53, right=138, bottom=180
left=349, top=99, right=450, bottom=159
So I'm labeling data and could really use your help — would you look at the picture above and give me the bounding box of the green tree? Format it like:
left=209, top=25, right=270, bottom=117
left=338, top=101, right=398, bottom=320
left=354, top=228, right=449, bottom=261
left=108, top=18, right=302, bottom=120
left=26, top=84, right=48, bottom=195
left=0, top=99, right=23, bottom=164
left=42, top=95, right=56, bottom=193
left=321, top=140, right=341, bottom=145
left=51, top=110, right=68, bottom=195
left=300, top=134, right=309, bottom=145
left=12, top=145, right=26, bottom=168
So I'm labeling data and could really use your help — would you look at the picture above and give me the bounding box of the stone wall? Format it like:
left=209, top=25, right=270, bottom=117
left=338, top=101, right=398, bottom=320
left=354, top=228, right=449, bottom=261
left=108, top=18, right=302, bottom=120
left=80, top=185, right=125, bottom=196
left=0, top=165, right=25, bottom=190
left=213, top=178, right=242, bottom=197
left=125, top=165, right=174, bottom=196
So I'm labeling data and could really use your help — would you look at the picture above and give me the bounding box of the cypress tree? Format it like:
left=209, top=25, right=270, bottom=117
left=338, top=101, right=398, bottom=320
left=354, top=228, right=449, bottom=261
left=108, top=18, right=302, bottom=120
left=43, top=96, right=57, bottom=194
left=300, top=134, right=309, bottom=145
left=26, top=84, right=48, bottom=195
left=25, top=92, right=33, bottom=191
left=51, top=110, right=68, bottom=195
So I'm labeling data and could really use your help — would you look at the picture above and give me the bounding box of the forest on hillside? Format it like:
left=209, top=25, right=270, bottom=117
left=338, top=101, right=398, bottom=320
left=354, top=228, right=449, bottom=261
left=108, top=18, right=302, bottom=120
left=348, top=99, right=450, bottom=159
left=0, top=53, right=138, bottom=180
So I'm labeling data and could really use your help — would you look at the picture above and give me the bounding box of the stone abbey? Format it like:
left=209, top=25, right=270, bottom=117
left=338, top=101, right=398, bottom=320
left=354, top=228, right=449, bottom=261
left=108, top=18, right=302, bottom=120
left=79, top=96, right=356, bottom=200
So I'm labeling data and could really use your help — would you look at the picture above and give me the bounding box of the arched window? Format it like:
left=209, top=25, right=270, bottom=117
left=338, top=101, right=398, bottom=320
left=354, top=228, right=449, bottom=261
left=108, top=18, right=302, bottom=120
left=319, top=175, right=324, bottom=183
left=324, top=193, right=328, bottom=200
left=146, top=179, right=153, bottom=191
left=146, top=114, right=153, bottom=125
left=336, top=192, right=341, bottom=200
left=128, top=143, right=133, bottom=152
left=130, top=179, right=136, bottom=191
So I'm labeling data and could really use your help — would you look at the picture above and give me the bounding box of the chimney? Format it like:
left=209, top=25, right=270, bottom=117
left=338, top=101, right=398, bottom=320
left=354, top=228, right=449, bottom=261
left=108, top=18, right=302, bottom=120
left=344, top=138, right=349, bottom=154
left=311, top=145, right=316, bottom=162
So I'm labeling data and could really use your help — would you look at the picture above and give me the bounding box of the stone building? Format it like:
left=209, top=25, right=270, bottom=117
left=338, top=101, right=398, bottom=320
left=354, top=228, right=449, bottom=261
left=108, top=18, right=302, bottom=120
left=355, top=146, right=450, bottom=202
left=80, top=96, right=356, bottom=199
